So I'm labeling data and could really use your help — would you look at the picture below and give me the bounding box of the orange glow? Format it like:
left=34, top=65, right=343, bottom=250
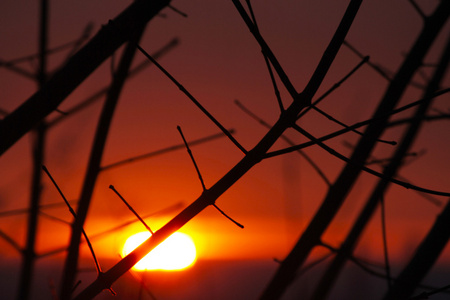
left=122, top=231, right=197, bottom=271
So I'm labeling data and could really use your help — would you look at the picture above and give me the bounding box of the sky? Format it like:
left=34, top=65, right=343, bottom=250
left=0, top=0, right=449, bottom=299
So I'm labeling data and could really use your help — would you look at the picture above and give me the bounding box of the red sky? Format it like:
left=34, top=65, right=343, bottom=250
left=0, top=0, right=449, bottom=299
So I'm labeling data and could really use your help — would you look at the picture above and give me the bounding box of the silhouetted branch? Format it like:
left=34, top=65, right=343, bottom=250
left=265, top=88, right=450, bottom=158
left=109, top=185, right=153, bottom=234
left=384, top=200, right=450, bottom=300
left=297, top=55, right=369, bottom=119
left=177, top=126, right=207, bottom=190
left=344, top=40, right=392, bottom=81
left=42, top=166, right=102, bottom=276
left=38, top=202, right=183, bottom=259
left=48, top=38, right=179, bottom=127
left=311, top=105, right=397, bottom=145
left=409, top=0, right=427, bottom=20
left=235, top=99, right=331, bottom=186
left=0, top=200, right=78, bottom=217
left=102, top=129, right=233, bottom=171
left=74, top=0, right=361, bottom=298
left=0, top=0, right=171, bottom=155
left=245, top=0, right=284, bottom=112
left=212, top=203, right=244, bottom=229
left=291, top=124, right=450, bottom=196
left=410, top=284, right=450, bottom=299
left=264, top=3, right=450, bottom=296
left=133, top=43, right=247, bottom=154
left=168, top=4, right=188, bottom=17
left=311, top=29, right=450, bottom=300
left=0, top=229, right=22, bottom=253
left=177, top=125, right=243, bottom=228
left=231, top=0, right=299, bottom=102
left=60, top=24, right=146, bottom=299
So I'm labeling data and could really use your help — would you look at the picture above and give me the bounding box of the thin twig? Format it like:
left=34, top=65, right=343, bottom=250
left=311, top=105, right=396, bottom=145
left=290, top=124, right=450, bottom=197
left=344, top=40, right=392, bottom=81
left=134, top=44, right=247, bottom=154
left=409, top=0, right=427, bottom=20
left=177, top=126, right=207, bottom=190
left=48, top=38, right=179, bottom=127
left=42, top=166, right=102, bottom=275
left=212, top=203, right=244, bottom=228
left=245, top=0, right=284, bottom=112
left=177, top=126, right=244, bottom=228
left=168, top=4, right=188, bottom=17
left=38, top=202, right=183, bottom=259
left=266, top=88, right=450, bottom=158
left=0, top=200, right=78, bottom=217
left=235, top=99, right=331, bottom=186
left=102, top=129, right=234, bottom=171
left=297, top=55, right=369, bottom=119
left=109, top=185, right=153, bottom=234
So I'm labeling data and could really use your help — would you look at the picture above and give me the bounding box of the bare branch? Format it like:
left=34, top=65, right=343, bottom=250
left=133, top=44, right=247, bottom=154
left=266, top=88, right=450, bottom=158
left=48, top=38, right=179, bottom=127
left=291, top=124, right=450, bottom=197
left=102, top=129, right=233, bottom=171
left=177, top=126, right=207, bottom=191
left=409, top=0, right=427, bottom=20
left=109, top=185, right=153, bottom=234
left=42, top=166, right=102, bottom=275
left=0, top=229, right=22, bottom=253
left=297, top=55, right=369, bottom=119
left=235, top=99, right=331, bottom=186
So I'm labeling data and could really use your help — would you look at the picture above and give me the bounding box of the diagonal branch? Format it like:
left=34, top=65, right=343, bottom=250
left=73, top=0, right=361, bottom=298
left=0, top=0, right=171, bottom=155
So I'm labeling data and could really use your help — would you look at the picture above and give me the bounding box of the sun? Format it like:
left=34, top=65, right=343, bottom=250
left=122, top=231, right=197, bottom=271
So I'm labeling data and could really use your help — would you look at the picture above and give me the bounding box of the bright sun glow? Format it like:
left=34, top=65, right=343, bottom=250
left=122, top=231, right=197, bottom=271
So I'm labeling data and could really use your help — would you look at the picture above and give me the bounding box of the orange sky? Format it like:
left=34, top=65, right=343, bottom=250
left=1, top=0, right=450, bottom=299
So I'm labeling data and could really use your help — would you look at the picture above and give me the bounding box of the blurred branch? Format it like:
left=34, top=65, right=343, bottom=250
left=48, top=38, right=179, bottom=127
left=0, top=200, right=78, bottom=217
left=42, top=166, right=102, bottom=277
left=0, top=229, right=22, bottom=253
left=312, top=29, right=450, bottom=300
left=291, top=124, right=450, bottom=196
left=409, top=0, right=426, bottom=20
left=263, top=3, right=450, bottom=298
left=265, top=88, right=450, bottom=158
left=0, top=0, right=171, bottom=155
left=102, top=128, right=233, bottom=171
left=60, top=23, right=147, bottom=299
left=385, top=200, right=450, bottom=299
left=38, top=202, right=184, bottom=259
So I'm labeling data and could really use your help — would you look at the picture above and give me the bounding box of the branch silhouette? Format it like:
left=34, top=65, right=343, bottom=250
left=0, top=0, right=171, bottom=155
left=73, top=0, right=361, bottom=297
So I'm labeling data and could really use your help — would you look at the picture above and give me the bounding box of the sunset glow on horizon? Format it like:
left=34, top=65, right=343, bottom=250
left=122, top=231, right=197, bottom=271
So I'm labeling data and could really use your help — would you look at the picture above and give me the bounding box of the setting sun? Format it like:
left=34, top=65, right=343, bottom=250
left=122, top=231, right=197, bottom=271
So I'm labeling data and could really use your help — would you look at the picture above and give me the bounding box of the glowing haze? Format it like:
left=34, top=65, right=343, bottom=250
left=122, top=232, right=197, bottom=271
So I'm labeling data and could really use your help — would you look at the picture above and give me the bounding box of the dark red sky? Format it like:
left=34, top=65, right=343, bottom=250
left=0, top=0, right=449, bottom=299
